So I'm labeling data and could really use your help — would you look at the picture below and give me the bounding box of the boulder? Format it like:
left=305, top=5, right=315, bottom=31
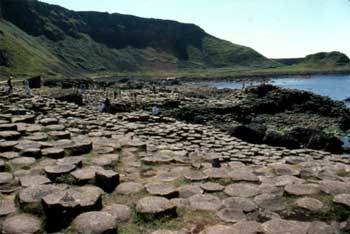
left=263, top=131, right=300, bottom=149
left=228, top=124, right=266, bottom=144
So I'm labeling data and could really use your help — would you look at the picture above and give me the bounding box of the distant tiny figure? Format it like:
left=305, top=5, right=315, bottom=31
left=133, top=93, right=137, bottom=106
left=79, top=82, right=86, bottom=93
left=98, top=104, right=104, bottom=113
left=24, top=79, right=31, bottom=96
left=104, top=97, right=111, bottom=113
left=113, top=90, right=117, bottom=100
left=211, top=158, right=221, bottom=168
left=152, top=106, right=161, bottom=116
left=7, top=77, right=13, bottom=93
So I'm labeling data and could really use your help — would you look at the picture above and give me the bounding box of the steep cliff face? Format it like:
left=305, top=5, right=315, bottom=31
left=0, top=0, right=279, bottom=77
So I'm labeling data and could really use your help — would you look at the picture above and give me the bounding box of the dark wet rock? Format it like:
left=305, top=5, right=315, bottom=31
left=28, top=75, right=42, bottom=89
left=228, top=124, right=266, bottom=144
left=2, top=214, right=42, bottom=234
left=263, top=130, right=300, bottom=149
left=72, top=211, right=117, bottom=234
left=95, top=169, right=120, bottom=193
left=54, top=92, right=83, bottom=106
left=102, top=204, right=132, bottom=222
left=136, top=196, right=177, bottom=220
left=289, top=127, right=343, bottom=153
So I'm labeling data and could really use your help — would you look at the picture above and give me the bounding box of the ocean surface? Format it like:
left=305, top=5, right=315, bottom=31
left=198, top=74, right=350, bottom=102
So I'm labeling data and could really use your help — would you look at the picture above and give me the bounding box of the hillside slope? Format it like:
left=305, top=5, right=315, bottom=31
left=0, top=0, right=279, bottom=78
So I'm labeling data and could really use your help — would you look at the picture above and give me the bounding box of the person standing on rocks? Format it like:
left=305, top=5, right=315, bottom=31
left=152, top=106, right=161, bottom=116
left=7, top=77, right=13, bottom=93
left=23, top=79, right=31, bottom=96
left=104, top=97, right=111, bottom=113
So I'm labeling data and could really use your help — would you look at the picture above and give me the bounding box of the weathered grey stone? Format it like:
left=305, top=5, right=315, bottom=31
left=284, top=183, right=320, bottom=196
left=102, top=204, right=132, bottom=222
left=116, top=182, right=144, bottom=195
left=189, top=194, right=222, bottom=212
left=145, top=183, right=179, bottom=199
left=223, top=197, right=257, bottom=212
left=19, top=175, right=51, bottom=187
left=136, top=196, right=176, bottom=219
left=0, top=199, right=16, bottom=216
left=261, top=219, right=310, bottom=234
left=72, top=211, right=117, bottom=234
left=295, top=197, right=324, bottom=212
left=2, top=214, right=42, bottom=234
left=224, top=183, right=259, bottom=198
left=216, top=208, right=246, bottom=223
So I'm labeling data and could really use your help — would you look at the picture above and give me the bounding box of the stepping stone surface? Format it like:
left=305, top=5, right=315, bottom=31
left=72, top=211, right=117, bottom=234
left=2, top=214, right=42, bottom=234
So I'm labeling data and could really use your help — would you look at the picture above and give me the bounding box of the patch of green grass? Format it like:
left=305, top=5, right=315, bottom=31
left=54, top=174, right=76, bottom=185
left=172, top=178, right=191, bottom=187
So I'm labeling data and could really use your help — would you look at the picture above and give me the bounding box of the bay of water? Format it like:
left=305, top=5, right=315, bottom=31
left=199, top=74, right=350, bottom=102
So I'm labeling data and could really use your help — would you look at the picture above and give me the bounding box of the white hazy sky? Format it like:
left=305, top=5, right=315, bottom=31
left=40, top=0, right=350, bottom=58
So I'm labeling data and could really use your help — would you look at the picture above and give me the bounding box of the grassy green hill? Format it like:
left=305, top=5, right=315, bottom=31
left=0, top=0, right=280, bottom=79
